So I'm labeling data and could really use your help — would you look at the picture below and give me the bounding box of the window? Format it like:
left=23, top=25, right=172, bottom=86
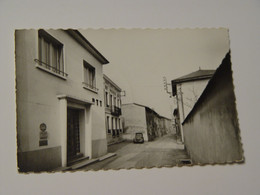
left=100, top=101, right=102, bottom=107
left=105, top=92, right=109, bottom=107
left=106, top=116, right=110, bottom=134
left=110, top=94, right=113, bottom=107
left=96, top=99, right=98, bottom=106
left=111, top=117, right=114, bottom=136
left=37, top=30, right=66, bottom=77
left=114, top=97, right=117, bottom=107
left=83, top=61, right=98, bottom=92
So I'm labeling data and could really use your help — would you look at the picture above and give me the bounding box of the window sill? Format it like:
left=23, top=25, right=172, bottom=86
left=82, top=83, right=98, bottom=94
left=36, top=64, right=67, bottom=80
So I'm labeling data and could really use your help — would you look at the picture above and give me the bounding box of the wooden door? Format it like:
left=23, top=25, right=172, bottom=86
left=67, top=108, right=80, bottom=162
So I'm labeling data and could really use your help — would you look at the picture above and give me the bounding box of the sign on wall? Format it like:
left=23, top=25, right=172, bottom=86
left=39, top=123, right=48, bottom=146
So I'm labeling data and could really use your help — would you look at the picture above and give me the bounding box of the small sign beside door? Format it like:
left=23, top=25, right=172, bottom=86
left=39, top=123, right=48, bottom=146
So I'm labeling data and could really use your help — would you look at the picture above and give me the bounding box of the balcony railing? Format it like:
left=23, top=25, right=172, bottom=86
left=110, top=129, right=123, bottom=137
left=34, top=59, right=68, bottom=77
left=82, top=82, right=99, bottom=93
left=111, top=106, right=121, bottom=116
left=112, top=129, right=116, bottom=137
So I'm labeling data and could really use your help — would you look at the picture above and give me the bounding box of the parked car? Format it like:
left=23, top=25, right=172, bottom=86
left=133, top=132, right=144, bottom=143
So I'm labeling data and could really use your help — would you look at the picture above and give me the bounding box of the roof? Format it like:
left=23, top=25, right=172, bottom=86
left=171, top=69, right=215, bottom=96
left=65, top=30, right=109, bottom=65
left=122, top=103, right=171, bottom=120
left=122, top=102, right=147, bottom=108
left=182, top=52, right=231, bottom=125
left=103, top=74, right=122, bottom=91
left=172, top=69, right=215, bottom=84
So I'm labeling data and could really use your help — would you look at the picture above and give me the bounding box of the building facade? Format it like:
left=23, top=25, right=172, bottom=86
left=16, top=29, right=109, bottom=172
left=103, top=74, right=123, bottom=145
left=121, top=103, right=173, bottom=142
left=171, top=69, right=215, bottom=142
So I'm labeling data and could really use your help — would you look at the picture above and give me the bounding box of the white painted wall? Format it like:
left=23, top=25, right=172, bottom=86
left=16, top=30, right=107, bottom=160
left=121, top=104, right=148, bottom=141
left=176, top=79, right=210, bottom=124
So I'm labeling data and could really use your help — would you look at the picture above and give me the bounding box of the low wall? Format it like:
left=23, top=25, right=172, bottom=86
left=92, top=138, right=107, bottom=158
left=183, top=52, right=243, bottom=164
left=18, top=146, right=61, bottom=172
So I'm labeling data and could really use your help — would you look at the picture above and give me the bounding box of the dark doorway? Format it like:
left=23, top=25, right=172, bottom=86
left=67, top=108, right=82, bottom=163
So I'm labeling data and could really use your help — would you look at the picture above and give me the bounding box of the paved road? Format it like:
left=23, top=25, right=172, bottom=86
left=80, top=133, right=189, bottom=171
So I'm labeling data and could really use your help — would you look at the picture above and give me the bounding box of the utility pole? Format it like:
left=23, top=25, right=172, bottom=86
left=163, top=76, right=172, bottom=96
left=177, top=84, right=185, bottom=143
left=179, top=84, right=185, bottom=120
left=163, top=76, right=175, bottom=134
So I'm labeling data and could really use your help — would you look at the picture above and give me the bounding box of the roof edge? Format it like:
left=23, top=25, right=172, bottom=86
left=122, top=102, right=171, bottom=120
left=66, top=30, right=109, bottom=65
left=103, top=74, right=122, bottom=91
left=172, top=74, right=214, bottom=84
left=182, top=52, right=231, bottom=125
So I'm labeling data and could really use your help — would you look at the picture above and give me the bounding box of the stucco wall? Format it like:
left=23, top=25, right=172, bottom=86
left=177, top=79, right=210, bottom=124
left=15, top=30, right=107, bottom=171
left=104, top=76, right=123, bottom=145
left=105, top=113, right=123, bottom=145
left=121, top=104, right=148, bottom=141
left=18, top=146, right=61, bottom=172
left=183, top=53, right=243, bottom=164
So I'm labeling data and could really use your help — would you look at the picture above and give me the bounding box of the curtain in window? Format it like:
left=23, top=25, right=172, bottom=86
left=84, top=67, right=90, bottom=84
left=89, top=68, right=93, bottom=86
left=107, top=116, right=110, bottom=130
left=38, top=31, right=64, bottom=75
left=39, top=37, right=50, bottom=67
left=51, top=44, right=58, bottom=72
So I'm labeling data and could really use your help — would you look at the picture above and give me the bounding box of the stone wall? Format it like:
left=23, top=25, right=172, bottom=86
left=145, top=108, right=172, bottom=141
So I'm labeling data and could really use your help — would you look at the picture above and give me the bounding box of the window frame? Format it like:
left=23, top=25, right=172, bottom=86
left=107, top=116, right=111, bottom=134
left=35, top=30, right=67, bottom=80
left=82, top=60, right=98, bottom=93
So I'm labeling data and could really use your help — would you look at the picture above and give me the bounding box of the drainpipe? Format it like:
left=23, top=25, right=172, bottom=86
left=178, top=84, right=185, bottom=143
left=179, top=84, right=185, bottom=120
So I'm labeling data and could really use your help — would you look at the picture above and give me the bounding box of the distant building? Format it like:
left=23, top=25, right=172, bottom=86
left=171, top=68, right=215, bottom=142
left=103, top=74, right=123, bottom=145
left=16, top=29, right=109, bottom=172
left=121, top=103, right=173, bottom=141
left=182, top=52, right=243, bottom=164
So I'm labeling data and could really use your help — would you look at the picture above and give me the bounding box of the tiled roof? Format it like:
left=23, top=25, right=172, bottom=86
left=172, top=69, right=215, bottom=83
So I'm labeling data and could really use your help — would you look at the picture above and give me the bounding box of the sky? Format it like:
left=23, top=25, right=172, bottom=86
left=80, top=28, right=230, bottom=118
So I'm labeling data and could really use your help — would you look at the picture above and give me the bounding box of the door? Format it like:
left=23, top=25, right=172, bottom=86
left=67, top=108, right=81, bottom=162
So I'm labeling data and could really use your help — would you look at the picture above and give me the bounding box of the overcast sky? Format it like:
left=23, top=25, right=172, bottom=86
left=80, top=28, right=230, bottom=118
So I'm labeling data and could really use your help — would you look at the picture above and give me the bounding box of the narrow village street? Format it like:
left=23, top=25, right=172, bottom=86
left=80, top=133, right=189, bottom=171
